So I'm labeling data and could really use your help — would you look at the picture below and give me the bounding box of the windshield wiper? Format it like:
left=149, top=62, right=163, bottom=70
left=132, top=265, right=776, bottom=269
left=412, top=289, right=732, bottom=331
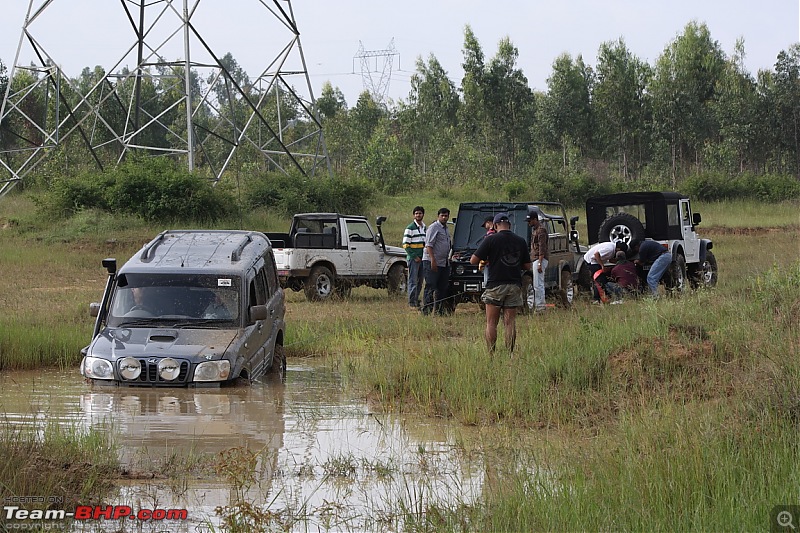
left=116, top=318, right=161, bottom=327
left=172, top=319, right=226, bottom=329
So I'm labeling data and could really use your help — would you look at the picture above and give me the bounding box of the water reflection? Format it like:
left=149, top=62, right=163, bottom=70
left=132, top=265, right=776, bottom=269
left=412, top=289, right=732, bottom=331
left=0, top=361, right=484, bottom=531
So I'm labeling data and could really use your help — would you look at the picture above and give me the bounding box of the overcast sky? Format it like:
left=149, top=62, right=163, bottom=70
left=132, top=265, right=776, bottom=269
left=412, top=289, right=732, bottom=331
left=2, top=1, right=799, bottom=106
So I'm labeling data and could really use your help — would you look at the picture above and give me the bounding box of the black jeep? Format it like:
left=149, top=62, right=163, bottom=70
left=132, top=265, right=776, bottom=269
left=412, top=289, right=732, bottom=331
left=447, top=202, right=585, bottom=312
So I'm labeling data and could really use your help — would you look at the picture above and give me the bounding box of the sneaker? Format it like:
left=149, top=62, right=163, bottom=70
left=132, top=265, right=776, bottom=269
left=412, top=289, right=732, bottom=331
left=591, top=300, right=603, bottom=305
left=610, top=300, right=624, bottom=305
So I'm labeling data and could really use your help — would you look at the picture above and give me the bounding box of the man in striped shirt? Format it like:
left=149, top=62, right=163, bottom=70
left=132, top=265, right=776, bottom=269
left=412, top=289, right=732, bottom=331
left=402, top=206, right=426, bottom=308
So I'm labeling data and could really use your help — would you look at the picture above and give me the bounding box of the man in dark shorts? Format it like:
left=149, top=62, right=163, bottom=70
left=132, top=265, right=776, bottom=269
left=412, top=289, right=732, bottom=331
left=470, top=213, right=532, bottom=352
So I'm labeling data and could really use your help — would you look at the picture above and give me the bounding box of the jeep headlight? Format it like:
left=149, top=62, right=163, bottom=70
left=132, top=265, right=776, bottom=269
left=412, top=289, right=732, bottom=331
left=83, top=357, right=114, bottom=380
left=455, top=265, right=465, bottom=275
left=157, top=358, right=181, bottom=381
left=194, top=360, right=231, bottom=382
left=118, top=357, right=142, bottom=380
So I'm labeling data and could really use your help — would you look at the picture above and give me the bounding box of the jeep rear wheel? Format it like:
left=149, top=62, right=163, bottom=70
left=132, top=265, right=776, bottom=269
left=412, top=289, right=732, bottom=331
left=598, top=213, right=646, bottom=245
left=387, top=263, right=407, bottom=296
left=558, top=269, right=574, bottom=307
left=692, top=251, right=718, bottom=289
left=665, top=254, right=687, bottom=294
left=305, top=265, right=335, bottom=301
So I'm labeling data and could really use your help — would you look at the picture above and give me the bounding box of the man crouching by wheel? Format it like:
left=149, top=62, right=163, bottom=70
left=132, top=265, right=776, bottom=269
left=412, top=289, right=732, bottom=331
left=470, top=213, right=532, bottom=353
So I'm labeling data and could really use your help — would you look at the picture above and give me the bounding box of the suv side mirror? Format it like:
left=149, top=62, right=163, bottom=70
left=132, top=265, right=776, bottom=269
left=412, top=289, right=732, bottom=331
left=89, top=302, right=101, bottom=317
left=569, top=216, right=579, bottom=231
left=693, top=213, right=701, bottom=225
left=102, top=258, right=117, bottom=274
left=250, top=305, right=268, bottom=321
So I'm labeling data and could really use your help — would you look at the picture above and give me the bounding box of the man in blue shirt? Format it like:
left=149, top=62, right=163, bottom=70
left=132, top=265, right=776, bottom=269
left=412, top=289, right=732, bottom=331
left=421, top=207, right=452, bottom=315
left=631, top=240, right=672, bottom=296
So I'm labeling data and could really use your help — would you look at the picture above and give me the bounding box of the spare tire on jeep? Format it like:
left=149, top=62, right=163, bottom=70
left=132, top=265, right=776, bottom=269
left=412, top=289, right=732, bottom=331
left=598, top=213, right=646, bottom=245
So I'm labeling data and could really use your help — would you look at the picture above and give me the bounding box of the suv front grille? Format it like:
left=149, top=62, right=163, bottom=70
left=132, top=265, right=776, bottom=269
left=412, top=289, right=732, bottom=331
left=122, top=358, right=191, bottom=385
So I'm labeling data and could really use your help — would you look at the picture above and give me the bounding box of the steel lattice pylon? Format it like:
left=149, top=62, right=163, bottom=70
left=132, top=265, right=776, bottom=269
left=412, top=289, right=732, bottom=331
left=354, top=39, right=398, bottom=105
left=0, top=0, right=331, bottom=199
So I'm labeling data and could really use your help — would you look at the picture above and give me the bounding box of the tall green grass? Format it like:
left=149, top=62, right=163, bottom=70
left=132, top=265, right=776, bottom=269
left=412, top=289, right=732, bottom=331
left=0, top=418, right=118, bottom=509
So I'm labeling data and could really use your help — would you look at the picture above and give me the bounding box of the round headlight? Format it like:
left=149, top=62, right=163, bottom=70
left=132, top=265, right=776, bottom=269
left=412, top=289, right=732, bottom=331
left=194, top=360, right=231, bottom=382
left=84, top=357, right=114, bottom=380
left=455, top=265, right=465, bottom=275
left=158, top=358, right=181, bottom=381
left=118, top=357, right=142, bottom=380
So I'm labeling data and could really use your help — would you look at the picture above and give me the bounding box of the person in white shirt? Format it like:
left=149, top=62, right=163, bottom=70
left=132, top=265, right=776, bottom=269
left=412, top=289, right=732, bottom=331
left=583, top=241, right=629, bottom=303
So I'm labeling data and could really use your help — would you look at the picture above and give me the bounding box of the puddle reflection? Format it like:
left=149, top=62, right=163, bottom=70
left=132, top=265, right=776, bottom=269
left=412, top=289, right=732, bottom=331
left=0, top=360, right=484, bottom=531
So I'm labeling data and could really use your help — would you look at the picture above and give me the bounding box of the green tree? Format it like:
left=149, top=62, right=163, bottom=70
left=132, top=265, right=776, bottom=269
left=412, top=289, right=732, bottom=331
left=771, top=43, right=800, bottom=177
left=358, top=118, right=412, bottom=194
left=316, top=82, right=347, bottom=119
left=482, top=37, right=536, bottom=176
left=459, top=25, right=486, bottom=146
left=649, top=21, right=726, bottom=184
left=349, top=91, right=384, bottom=157
left=593, top=38, right=652, bottom=180
left=539, top=53, right=594, bottom=168
left=402, top=53, right=459, bottom=175
left=709, top=39, right=758, bottom=174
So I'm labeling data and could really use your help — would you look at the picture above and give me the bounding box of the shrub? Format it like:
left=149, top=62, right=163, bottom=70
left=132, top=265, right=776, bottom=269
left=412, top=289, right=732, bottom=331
left=34, top=171, right=113, bottom=218
left=683, top=172, right=800, bottom=202
left=36, top=157, right=233, bottom=223
left=243, top=171, right=374, bottom=216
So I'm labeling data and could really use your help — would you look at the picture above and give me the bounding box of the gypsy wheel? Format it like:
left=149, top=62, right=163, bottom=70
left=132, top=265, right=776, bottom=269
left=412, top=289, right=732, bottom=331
left=558, top=269, right=574, bottom=307
left=304, top=265, right=335, bottom=301
left=387, top=263, right=407, bottom=296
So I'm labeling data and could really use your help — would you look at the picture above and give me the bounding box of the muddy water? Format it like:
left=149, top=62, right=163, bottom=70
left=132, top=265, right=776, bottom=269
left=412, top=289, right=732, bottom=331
left=0, top=360, right=484, bottom=531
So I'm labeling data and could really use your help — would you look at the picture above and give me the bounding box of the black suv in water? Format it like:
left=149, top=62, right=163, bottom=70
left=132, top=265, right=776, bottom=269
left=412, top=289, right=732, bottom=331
left=81, top=230, right=287, bottom=387
left=446, top=202, right=585, bottom=312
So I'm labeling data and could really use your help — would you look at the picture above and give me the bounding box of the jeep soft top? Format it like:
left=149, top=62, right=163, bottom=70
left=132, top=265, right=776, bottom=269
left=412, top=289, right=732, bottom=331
left=586, top=191, right=691, bottom=244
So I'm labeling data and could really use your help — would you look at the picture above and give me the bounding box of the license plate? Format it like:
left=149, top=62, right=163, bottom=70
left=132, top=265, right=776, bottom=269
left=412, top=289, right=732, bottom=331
left=465, top=283, right=482, bottom=292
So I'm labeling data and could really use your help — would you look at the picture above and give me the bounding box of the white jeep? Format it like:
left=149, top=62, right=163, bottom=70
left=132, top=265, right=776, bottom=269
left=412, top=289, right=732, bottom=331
left=585, top=191, right=718, bottom=291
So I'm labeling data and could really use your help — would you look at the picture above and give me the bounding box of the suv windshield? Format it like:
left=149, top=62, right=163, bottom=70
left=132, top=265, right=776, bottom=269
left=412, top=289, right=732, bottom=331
left=452, top=208, right=527, bottom=251
left=107, top=273, right=241, bottom=327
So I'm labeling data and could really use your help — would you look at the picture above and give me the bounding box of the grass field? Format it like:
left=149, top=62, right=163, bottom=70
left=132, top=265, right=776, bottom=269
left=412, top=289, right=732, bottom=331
left=1, top=190, right=799, bottom=530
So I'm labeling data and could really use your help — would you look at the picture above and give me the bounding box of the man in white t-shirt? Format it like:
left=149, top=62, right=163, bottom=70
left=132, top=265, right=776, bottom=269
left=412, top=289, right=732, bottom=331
left=583, top=241, right=629, bottom=303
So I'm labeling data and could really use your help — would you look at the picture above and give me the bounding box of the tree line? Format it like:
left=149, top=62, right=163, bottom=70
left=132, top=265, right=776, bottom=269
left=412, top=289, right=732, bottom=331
left=2, top=21, right=800, bottom=210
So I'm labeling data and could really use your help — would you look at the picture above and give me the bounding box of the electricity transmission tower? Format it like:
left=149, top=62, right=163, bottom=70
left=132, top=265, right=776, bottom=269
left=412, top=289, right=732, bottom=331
left=354, top=39, right=399, bottom=105
left=0, top=0, right=331, bottom=199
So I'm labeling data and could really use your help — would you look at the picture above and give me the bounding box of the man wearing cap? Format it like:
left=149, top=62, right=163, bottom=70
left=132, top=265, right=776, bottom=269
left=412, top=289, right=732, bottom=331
left=526, top=206, right=549, bottom=312
left=470, top=213, right=532, bottom=352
